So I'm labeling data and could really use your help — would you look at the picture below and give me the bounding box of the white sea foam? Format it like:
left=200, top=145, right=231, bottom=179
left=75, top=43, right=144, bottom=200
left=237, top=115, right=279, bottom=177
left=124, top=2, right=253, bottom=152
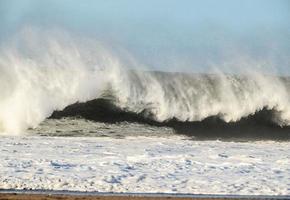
left=0, top=135, right=289, bottom=195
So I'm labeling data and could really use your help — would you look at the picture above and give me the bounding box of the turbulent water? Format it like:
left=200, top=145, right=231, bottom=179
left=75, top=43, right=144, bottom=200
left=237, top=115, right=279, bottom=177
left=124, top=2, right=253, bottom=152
left=1, top=28, right=290, bottom=140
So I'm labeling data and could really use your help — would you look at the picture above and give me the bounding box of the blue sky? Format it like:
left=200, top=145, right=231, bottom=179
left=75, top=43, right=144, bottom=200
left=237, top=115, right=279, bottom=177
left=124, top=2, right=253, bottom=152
left=0, top=0, right=289, bottom=73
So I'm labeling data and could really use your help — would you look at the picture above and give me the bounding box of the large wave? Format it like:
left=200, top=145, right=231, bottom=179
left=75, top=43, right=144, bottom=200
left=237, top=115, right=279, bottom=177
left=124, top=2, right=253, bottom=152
left=1, top=28, right=290, bottom=135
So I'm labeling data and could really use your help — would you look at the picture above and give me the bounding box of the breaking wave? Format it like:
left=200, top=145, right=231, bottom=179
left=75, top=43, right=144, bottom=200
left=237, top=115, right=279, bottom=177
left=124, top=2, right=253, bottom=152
left=1, top=27, right=290, bottom=136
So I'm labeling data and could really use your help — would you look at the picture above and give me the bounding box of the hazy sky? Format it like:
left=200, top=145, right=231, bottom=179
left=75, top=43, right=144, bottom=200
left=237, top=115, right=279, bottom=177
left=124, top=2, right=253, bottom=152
left=0, top=0, right=289, bottom=73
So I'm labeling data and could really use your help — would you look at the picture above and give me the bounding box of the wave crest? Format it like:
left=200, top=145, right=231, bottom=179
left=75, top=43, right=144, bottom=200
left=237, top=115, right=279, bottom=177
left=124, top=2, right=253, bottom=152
left=1, top=27, right=290, bottom=135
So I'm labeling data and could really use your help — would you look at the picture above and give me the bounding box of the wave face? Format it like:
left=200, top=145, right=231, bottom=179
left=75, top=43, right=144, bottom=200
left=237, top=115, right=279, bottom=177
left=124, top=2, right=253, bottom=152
left=50, top=99, right=290, bottom=141
left=1, top=28, right=290, bottom=136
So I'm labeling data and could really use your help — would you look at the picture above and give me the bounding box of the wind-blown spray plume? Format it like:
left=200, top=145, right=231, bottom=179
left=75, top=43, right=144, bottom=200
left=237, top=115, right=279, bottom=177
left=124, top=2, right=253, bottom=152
left=0, top=28, right=122, bottom=134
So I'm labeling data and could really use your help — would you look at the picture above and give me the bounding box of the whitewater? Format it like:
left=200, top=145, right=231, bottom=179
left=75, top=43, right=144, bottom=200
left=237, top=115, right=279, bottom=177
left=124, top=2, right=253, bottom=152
left=1, top=28, right=290, bottom=135
left=0, top=135, right=289, bottom=195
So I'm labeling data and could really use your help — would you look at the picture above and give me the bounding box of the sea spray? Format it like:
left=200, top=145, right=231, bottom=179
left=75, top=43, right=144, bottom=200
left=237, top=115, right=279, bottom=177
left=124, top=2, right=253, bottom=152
left=0, top=28, right=122, bottom=134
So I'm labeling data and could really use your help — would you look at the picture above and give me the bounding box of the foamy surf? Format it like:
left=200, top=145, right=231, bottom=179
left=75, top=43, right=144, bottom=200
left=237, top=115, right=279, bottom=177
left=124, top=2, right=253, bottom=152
left=0, top=135, right=289, bottom=195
